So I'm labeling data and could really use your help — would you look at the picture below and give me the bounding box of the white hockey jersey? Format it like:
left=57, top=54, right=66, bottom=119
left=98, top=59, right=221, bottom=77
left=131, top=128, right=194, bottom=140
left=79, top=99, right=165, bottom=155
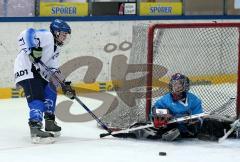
left=14, top=28, right=60, bottom=84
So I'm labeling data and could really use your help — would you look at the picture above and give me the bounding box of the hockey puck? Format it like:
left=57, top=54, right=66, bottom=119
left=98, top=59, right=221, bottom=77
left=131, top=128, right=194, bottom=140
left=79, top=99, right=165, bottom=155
left=159, top=152, right=167, bottom=156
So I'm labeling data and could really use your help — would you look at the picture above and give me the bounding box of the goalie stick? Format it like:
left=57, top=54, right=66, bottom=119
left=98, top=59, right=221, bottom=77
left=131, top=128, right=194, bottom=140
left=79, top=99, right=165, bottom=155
left=37, top=60, right=112, bottom=134
left=100, top=97, right=236, bottom=138
left=218, top=119, right=240, bottom=143
left=100, top=112, right=208, bottom=138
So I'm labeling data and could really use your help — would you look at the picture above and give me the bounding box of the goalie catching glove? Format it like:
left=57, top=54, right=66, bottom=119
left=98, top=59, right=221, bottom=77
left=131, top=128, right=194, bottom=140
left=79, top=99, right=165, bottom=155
left=152, top=108, right=173, bottom=128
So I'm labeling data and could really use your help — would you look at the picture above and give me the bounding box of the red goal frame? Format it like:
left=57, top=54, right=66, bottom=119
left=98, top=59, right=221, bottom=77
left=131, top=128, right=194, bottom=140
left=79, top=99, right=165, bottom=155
left=146, top=23, right=240, bottom=120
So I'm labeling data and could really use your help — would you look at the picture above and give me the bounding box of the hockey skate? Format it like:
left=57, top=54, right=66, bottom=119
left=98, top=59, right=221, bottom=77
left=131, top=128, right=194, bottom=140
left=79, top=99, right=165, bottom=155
left=44, top=113, right=61, bottom=137
left=161, top=128, right=180, bottom=141
left=29, top=121, right=55, bottom=144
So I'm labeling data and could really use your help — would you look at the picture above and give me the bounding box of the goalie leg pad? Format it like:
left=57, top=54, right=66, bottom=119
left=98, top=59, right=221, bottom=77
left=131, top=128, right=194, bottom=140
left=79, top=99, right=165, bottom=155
left=177, top=120, right=202, bottom=138
left=129, top=122, right=158, bottom=139
left=162, top=128, right=180, bottom=141
left=112, top=122, right=159, bottom=139
left=197, top=117, right=232, bottom=141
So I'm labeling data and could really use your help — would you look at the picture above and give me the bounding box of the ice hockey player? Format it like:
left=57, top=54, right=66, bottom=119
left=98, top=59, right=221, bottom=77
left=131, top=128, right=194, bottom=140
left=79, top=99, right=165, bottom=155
left=112, top=73, right=203, bottom=140
left=149, top=73, right=203, bottom=141
left=14, top=19, right=76, bottom=143
left=112, top=73, right=235, bottom=141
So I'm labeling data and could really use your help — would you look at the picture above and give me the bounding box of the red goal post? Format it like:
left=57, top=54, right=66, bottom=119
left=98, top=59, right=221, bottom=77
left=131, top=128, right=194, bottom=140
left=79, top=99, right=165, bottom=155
left=146, top=23, right=240, bottom=120
left=100, top=23, right=240, bottom=130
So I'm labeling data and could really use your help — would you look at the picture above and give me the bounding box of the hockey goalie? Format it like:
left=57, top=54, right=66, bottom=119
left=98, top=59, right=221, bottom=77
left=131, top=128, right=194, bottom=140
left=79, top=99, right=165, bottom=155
left=112, top=73, right=236, bottom=141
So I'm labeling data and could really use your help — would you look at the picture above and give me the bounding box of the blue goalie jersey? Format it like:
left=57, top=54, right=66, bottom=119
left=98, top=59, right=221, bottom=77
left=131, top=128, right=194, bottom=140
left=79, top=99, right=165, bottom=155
left=152, top=92, right=203, bottom=117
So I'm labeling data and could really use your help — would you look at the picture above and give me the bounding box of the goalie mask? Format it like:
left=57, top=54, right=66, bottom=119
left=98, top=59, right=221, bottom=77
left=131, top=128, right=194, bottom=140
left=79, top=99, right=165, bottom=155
left=50, top=19, right=71, bottom=47
left=169, top=73, right=190, bottom=101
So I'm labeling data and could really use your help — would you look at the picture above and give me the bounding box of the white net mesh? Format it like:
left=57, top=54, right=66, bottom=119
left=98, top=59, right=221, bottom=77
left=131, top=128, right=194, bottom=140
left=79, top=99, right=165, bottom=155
left=100, top=23, right=240, bottom=129
left=100, top=24, right=149, bottom=129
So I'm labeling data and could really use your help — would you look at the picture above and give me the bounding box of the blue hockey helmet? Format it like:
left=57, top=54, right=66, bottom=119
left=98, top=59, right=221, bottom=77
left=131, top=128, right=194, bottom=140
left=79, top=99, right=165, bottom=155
left=169, top=73, right=190, bottom=100
left=50, top=19, right=71, bottom=46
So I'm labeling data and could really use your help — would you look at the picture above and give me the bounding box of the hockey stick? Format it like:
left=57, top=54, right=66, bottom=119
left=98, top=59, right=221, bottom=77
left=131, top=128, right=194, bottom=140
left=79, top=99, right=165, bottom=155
left=100, top=97, right=235, bottom=138
left=73, top=96, right=112, bottom=133
left=100, top=112, right=209, bottom=138
left=218, top=119, right=240, bottom=143
left=37, top=60, right=112, bottom=134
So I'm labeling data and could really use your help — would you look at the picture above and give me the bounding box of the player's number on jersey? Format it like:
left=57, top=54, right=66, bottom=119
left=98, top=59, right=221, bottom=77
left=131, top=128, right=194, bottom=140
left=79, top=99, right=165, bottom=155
left=18, top=37, right=41, bottom=47
left=19, top=37, right=25, bottom=46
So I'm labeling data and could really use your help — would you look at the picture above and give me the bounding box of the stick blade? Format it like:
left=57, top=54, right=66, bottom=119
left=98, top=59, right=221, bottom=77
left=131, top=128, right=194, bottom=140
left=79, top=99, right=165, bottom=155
left=100, top=132, right=111, bottom=138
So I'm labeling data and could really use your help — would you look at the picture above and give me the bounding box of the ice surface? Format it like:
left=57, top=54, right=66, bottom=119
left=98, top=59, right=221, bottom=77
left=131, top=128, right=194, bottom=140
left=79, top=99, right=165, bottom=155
left=0, top=96, right=240, bottom=162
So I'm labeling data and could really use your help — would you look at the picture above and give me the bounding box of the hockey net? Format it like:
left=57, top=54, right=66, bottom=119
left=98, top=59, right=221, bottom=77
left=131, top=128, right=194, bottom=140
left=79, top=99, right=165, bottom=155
left=100, top=23, right=240, bottom=130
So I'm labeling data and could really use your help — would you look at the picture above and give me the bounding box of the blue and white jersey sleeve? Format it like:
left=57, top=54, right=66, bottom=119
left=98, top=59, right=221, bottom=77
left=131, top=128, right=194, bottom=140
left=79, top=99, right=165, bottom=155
left=17, top=28, right=38, bottom=55
left=33, top=30, right=59, bottom=81
left=14, top=28, right=59, bottom=84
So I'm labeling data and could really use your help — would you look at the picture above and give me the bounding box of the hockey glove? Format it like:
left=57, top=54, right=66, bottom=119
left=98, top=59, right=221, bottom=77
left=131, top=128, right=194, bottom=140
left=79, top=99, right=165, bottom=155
left=48, top=69, right=65, bottom=87
left=152, top=108, right=172, bottom=128
left=29, top=47, right=43, bottom=63
left=62, top=81, right=76, bottom=100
